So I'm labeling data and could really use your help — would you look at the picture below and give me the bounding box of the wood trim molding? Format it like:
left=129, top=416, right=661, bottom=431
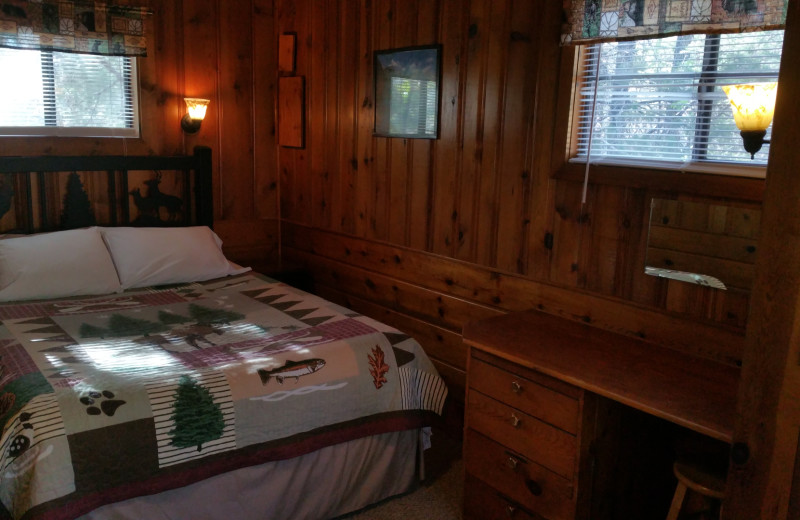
left=725, top=1, right=800, bottom=517
left=557, top=162, right=766, bottom=202
left=282, top=220, right=746, bottom=366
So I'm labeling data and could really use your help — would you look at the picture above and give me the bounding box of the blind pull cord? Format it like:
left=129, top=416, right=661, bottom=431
left=582, top=45, right=602, bottom=205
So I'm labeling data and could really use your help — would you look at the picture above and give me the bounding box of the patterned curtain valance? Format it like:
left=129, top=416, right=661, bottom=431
left=0, top=1, right=152, bottom=56
left=562, top=0, right=788, bottom=45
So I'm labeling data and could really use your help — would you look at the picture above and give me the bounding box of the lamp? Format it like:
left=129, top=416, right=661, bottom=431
left=722, top=82, right=778, bottom=159
left=181, top=98, right=210, bottom=134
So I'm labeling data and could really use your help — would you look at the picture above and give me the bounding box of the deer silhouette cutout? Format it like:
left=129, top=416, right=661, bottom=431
left=129, top=188, right=159, bottom=220
left=143, top=173, right=183, bottom=222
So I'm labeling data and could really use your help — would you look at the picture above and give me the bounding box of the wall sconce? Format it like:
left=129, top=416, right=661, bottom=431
left=722, top=82, right=778, bottom=159
left=181, top=98, right=210, bottom=134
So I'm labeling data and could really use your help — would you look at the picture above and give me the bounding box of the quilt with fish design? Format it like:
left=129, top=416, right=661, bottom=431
left=0, top=273, right=448, bottom=520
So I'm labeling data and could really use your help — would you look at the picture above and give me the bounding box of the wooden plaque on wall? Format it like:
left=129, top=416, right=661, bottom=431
left=278, top=76, right=304, bottom=148
left=278, top=33, right=296, bottom=73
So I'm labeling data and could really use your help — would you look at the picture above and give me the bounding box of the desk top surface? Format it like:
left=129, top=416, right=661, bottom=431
left=462, top=310, right=740, bottom=443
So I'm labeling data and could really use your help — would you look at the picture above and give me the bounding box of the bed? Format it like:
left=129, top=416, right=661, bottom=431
left=0, top=147, right=449, bottom=520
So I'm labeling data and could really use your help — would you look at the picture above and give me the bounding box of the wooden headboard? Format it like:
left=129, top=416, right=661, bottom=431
left=0, top=146, right=212, bottom=234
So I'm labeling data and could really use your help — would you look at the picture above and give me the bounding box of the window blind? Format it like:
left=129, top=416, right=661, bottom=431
left=574, top=30, right=784, bottom=167
left=0, top=47, right=138, bottom=137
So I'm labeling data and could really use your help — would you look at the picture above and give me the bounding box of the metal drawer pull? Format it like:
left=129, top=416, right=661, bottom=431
left=506, top=456, right=519, bottom=471
left=510, top=413, right=521, bottom=428
left=526, top=478, right=543, bottom=496
left=511, top=380, right=522, bottom=394
left=505, top=505, right=517, bottom=517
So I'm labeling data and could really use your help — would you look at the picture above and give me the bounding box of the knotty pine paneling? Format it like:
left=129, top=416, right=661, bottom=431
left=0, top=0, right=280, bottom=267
left=275, top=0, right=764, bottom=405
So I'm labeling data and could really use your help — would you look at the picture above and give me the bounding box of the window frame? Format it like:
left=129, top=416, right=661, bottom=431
left=0, top=49, right=140, bottom=139
left=552, top=42, right=766, bottom=202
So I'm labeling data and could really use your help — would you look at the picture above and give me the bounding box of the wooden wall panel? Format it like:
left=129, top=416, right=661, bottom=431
left=253, top=0, right=279, bottom=221
left=525, top=0, right=561, bottom=282
left=354, top=0, right=375, bottom=239
left=309, top=0, right=332, bottom=230
left=337, top=1, right=359, bottom=236
left=430, top=0, right=467, bottom=257
left=473, top=0, right=509, bottom=268
left=493, top=0, right=536, bottom=274
left=370, top=0, right=393, bottom=242
left=182, top=0, right=220, bottom=210
left=144, top=0, right=184, bottom=156
left=454, top=0, right=488, bottom=263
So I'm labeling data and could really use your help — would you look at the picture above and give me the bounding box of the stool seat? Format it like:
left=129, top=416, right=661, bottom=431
left=673, top=461, right=726, bottom=499
left=666, top=461, right=726, bottom=520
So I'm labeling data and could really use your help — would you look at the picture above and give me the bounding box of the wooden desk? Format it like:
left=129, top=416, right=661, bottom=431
left=461, top=310, right=739, bottom=520
left=463, top=309, right=739, bottom=442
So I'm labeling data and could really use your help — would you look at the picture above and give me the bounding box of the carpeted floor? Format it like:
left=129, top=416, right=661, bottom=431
left=339, top=458, right=463, bottom=520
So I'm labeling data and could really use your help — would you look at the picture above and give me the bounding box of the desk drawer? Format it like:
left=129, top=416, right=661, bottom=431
left=464, top=473, right=541, bottom=520
left=468, top=389, right=577, bottom=480
left=465, top=429, right=575, bottom=520
left=469, top=357, right=580, bottom=434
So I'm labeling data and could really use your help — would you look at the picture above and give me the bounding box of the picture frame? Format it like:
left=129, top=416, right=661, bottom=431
left=373, top=44, right=441, bottom=139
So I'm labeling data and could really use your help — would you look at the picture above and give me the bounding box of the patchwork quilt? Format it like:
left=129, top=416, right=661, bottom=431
left=0, top=273, right=448, bottom=520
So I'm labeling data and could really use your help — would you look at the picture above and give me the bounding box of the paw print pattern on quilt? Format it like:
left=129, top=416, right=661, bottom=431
left=79, top=390, right=126, bottom=417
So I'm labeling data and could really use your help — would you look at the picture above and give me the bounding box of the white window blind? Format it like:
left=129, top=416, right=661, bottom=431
left=0, top=47, right=138, bottom=137
left=574, top=30, right=784, bottom=168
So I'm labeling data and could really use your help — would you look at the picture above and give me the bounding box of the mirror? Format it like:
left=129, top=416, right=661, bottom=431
left=645, top=198, right=760, bottom=291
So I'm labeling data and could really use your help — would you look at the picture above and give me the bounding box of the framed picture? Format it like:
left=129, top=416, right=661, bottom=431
left=373, top=44, right=441, bottom=139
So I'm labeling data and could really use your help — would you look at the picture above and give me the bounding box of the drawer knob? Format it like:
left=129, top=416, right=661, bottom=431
left=731, top=442, right=750, bottom=465
left=505, top=504, right=517, bottom=517
left=526, top=478, right=543, bottom=496
left=511, top=381, right=523, bottom=394
left=506, top=456, right=520, bottom=471
left=510, top=413, right=522, bottom=428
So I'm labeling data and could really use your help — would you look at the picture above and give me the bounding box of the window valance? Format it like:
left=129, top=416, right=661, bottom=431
left=562, top=0, right=788, bottom=45
left=0, top=1, right=152, bottom=56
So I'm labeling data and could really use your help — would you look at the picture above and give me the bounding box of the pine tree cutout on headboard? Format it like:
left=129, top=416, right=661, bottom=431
left=61, top=173, right=96, bottom=229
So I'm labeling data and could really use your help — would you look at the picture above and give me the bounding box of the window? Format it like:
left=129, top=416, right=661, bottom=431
left=573, top=30, right=784, bottom=169
left=0, top=47, right=138, bottom=137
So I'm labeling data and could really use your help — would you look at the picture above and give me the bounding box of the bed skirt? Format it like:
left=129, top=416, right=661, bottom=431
left=79, top=428, right=422, bottom=520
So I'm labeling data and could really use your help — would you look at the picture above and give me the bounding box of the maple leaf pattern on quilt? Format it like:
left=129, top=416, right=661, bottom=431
left=368, top=345, right=390, bottom=389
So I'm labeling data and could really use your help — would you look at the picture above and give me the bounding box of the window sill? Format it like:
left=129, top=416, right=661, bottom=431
left=555, top=160, right=766, bottom=202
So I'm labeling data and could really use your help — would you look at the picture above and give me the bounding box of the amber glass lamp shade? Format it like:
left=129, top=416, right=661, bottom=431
left=181, top=98, right=210, bottom=134
left=722, top=83, right=778, bottom=159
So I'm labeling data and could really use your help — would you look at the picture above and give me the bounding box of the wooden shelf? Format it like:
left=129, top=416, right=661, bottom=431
left=463, top=310, right=739, bottom=443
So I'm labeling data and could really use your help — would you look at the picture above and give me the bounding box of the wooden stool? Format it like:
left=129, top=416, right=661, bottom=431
left=666, top=461, right=726, bottom=520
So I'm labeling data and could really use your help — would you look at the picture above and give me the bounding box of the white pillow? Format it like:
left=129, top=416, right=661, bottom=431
left=0, top=228, right=122, bottom=302
left=100, top=226, right=250, bottom=289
